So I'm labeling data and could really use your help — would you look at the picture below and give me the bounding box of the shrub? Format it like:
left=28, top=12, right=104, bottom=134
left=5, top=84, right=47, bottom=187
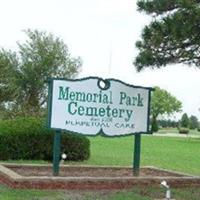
left=178, top=127, right=189, bottom=134
left=151, top=118, right=159, bottom=132
left=0, top=117, right=90, bottom=161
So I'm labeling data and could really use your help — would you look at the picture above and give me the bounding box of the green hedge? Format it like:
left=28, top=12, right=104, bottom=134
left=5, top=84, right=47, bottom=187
left=178, top=127, right=189, bottom=134
left=0, top=117, right=90, bottom=161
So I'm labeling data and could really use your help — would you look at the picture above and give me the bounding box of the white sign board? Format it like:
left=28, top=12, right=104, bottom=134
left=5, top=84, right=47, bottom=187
left=48, top=77, right=152, bottom=136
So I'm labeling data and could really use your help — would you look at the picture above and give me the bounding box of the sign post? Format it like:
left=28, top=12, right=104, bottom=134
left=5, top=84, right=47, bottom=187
left=133, top=134, right=141, bottom=176
left=53, top=130, right=61, bottom=176
left=47, top=77, right=153, bottom=176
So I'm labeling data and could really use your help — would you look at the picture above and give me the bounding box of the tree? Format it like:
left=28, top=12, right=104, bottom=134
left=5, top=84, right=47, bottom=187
left=0, top=29, right=82, bottom=118
left=0, top=50, right=18, bottom=102
left=134, top=0, right=200, bottom=71
left=151, top=87, right=182, bottom=132
left=180, top=113, right=189, bottom=128
left=157, top=119, right=178, bottom=128
left=189, top=115, right=199, bottom=129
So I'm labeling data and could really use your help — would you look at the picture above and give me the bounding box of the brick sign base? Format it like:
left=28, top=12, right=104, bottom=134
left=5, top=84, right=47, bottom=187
left=0, top=164, right=200, bottom=190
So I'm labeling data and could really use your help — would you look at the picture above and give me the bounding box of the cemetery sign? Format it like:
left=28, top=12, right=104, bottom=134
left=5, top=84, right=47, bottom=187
left=48, top=77, right=152, bottom=136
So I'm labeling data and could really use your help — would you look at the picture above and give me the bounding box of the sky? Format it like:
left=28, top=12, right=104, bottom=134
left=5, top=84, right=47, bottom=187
left=0, top=0, right=200, bottom=120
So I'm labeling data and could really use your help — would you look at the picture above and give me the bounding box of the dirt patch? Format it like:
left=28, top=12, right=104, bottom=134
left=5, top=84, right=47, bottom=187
left=5, top=165, right=185, bottom=177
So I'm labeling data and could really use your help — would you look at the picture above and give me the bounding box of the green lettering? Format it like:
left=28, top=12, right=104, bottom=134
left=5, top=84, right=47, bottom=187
left=76, top=92, right=86, bottom=102
left=112, top=108, right=118, bottom=118
left=102, top=94, right=109, bottom=104
left=118, top=109, right=125, bottom=118
left=119, top=92, right=126, bottom=105
left=106, top=105, right=111, bottom=117
left=68, top=102, right=77, bottom=115
left=77, top=105, right=85, bottom=116
left=99, top=108, right=106, bottom=117
left=69, top=91, right=76, bottom=101
left=86, top=107, right=98, bottom=116
left=93, top=93, right=98, bottom=103
left=132, top=97, right=137, bottom=106
left=126, top=96, right=132, bottom=106
left=58, top=86, right=69, bottom=100
left=86, top=93, right=93, bottom=102
left=137, top=94, right=144, bottom=107
left=125, top=110, right=133, bottom=122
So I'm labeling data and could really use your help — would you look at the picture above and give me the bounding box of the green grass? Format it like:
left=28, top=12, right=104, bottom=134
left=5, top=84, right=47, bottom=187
left=1, top=185, right=200, bottom=200
left=0, top=185, right=59, bottom=200
left=65, top=135, right=200, bottom=176
left=141, top=136, right=200, bottom=175
left=0, top=160, right=49, bottom=164
left=158, top=127, right=179, bottom=134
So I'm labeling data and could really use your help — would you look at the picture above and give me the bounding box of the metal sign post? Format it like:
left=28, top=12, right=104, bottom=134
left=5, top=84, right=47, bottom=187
left=133, top=134, right=141, bottom=176
left=53, top=130, right=61, bottom=176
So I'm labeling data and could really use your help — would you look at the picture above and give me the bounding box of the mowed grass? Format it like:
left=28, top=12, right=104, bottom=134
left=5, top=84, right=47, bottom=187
left=157, top=127, right=179, bottom=134
left=0, top=185, right=59, bottom=200
left=71, top=135, right=200, bottom=176
left=0, top=185, right=149, bottom=200
left=1, top=185, right=200, bottom=200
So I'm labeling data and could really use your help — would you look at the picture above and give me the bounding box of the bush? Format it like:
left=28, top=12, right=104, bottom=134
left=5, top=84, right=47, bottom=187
left=0, top=117, right=90, bottom=161
left=151, top=118, right=159, bottom=132
left=178, top=127, right=189, bottom=134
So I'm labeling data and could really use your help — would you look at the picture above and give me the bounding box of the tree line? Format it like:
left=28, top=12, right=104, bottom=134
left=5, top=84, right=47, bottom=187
left=180, top=113, right=199, bottom=130
left=157, top=113, right=200, bottom=130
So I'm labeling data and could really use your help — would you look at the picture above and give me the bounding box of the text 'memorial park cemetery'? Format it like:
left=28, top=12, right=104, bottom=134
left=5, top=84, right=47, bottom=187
left=48, top=77, right=152, bottom=136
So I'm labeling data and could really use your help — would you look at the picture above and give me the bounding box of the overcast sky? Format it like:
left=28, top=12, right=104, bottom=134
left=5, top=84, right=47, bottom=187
left=1, top=0, right=200, bottom=120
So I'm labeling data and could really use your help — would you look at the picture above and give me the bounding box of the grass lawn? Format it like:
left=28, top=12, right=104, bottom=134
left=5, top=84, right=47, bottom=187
left=1, top=185, right=200, bottom=200
left=157, top=127, right=179, bottom=134
left=68, top=135, right=200, bottom=176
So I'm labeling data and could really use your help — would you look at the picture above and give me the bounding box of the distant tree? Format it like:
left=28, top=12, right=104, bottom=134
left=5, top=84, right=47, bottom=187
left=189, top=115, right=199, bottom=129
left=180, top=113, right=189, bottom=128
left=134, top=0, right=200, bottom=71
left=151, top=87, right=182, bottom=132
left=0, top=29, right=82, bottom=118
left=158, top=119, right=178, bottom=128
